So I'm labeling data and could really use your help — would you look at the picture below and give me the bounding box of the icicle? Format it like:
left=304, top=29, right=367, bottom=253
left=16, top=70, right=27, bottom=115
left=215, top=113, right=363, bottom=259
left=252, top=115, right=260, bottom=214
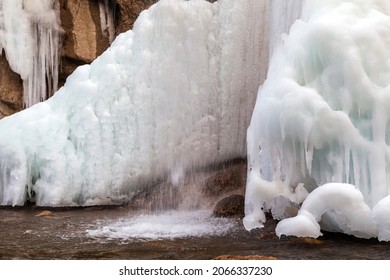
left=0, top=0, right=63, bottom=108
left=98, top=0, right=116, bottom=44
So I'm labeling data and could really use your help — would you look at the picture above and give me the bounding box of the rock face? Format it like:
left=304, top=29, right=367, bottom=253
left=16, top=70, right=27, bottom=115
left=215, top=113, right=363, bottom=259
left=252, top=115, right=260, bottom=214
left=0, top=55, right=23, bottom=119
left=60, top=0, right=108, bottom=64
left=213, top=194, right=245, bottom=218
left=0, top=0, right=158, bottom=119
left=116, top=0, right=158, bottom=34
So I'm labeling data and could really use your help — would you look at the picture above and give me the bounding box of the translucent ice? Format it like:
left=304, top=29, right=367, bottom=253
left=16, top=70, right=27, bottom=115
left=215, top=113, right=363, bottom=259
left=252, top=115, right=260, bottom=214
left=245, top=0, right=390, bottom=240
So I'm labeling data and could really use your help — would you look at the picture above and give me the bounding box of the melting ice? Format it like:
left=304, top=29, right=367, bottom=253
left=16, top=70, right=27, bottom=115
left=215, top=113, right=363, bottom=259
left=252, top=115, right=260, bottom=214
left=245, top=0, right=390, bottom=241
left=0, top=0, right=266, bottom=206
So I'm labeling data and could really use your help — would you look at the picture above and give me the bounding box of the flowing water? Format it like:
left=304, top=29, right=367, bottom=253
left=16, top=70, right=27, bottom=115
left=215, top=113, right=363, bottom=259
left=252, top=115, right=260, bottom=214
left=1, top=205, right=390, bottom=260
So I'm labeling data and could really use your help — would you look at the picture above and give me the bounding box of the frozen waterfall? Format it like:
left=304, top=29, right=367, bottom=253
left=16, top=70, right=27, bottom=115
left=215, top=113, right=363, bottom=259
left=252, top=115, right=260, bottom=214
left=2, top=0, right=390, bottom=242
left=245, top=0, right=390, bottom=241
left=0, top=0, right=267, bottom=207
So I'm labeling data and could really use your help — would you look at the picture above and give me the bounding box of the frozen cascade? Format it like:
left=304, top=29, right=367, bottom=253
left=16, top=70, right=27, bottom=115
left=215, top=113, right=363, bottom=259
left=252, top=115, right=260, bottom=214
left=245, top=0, right=390, bottom=241
left=0, top=0, right=267, bottom=207
left=0, top=0, right=63, bottom=108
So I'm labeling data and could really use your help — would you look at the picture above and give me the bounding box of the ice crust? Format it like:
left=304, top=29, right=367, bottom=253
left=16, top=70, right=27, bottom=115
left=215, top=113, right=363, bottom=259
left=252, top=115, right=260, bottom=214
left=245, top=0, right=390, bottom=241
left=0, top=0, right=267, bottom=207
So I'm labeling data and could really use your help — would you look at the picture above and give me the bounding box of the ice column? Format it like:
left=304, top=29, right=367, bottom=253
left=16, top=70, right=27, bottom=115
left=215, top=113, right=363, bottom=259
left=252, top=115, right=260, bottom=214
left=0, top=0, right=62, bottom=108
left=244, top=0, right=390, bottom=239
left=98, top=0, right=116, bottom=43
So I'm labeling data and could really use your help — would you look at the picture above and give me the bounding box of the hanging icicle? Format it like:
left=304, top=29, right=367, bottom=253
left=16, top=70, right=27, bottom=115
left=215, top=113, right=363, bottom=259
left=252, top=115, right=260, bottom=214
left=0, top=0, right=63, bottom=108
left=98, top=0, right=116, bottom=44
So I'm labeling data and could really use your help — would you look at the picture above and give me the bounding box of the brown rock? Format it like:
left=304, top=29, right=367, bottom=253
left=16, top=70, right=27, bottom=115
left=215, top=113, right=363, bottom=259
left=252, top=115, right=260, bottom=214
left=213, top=194, right=245, bottom=218
left=60, top=0, right=110, bottom=63
left=35, top=210, right=54, bottom=217
left=203, top=163, right=246, bottom=197
left=296, top=237, right=325, bottom=245
left=115, top=0, right=158, bottom=34
left=0, top=54, right=23, bottom=119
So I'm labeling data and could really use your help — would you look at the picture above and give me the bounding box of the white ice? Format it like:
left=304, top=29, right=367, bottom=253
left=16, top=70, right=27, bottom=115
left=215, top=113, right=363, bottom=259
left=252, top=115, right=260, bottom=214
left=0, top=0, right=267, bottom=207
left=275, top=183, right=378, bottom=239
left=245, top=0, right=390, bottom=240
left=0, top=0, right=62, bottom=107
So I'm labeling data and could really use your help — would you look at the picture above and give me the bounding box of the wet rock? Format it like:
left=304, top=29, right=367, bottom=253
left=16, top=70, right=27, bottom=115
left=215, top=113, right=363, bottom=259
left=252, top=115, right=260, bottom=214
left=213, top=194, right=245, bottom=218
left=35, top=210, right=54, bottom=217
left=127, top=182, right=181, bottom=212
left=126, top=162, right=248, bottom=212
left=203, top=163, right=246, bottom=197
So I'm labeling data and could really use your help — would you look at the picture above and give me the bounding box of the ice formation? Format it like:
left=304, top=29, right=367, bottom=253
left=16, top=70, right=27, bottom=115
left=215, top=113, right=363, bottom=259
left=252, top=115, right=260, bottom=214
left=0, top=0, right=267, bottom=206
left=275, top=183, right=378, bottom=239
left=0, top=0, right=63, bottom=107
left=268, top=0, right=303, bottom=58
left=245, top=0, right=390, bottom=241
left=98, top=0, right=116, bottom=43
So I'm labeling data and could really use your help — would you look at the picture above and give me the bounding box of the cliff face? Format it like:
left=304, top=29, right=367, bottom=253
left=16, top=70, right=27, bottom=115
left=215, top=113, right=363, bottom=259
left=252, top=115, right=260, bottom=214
left=0, top=0, right=158, bottom=119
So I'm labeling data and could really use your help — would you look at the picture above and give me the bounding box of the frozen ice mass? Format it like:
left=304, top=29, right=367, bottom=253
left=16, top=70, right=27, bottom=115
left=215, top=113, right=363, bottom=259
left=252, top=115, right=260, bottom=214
left=245, top=0, right=390, bottom=241
left=2, top=0, right=390, bottom=241
left=0, top=0, right=266, bottom=206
